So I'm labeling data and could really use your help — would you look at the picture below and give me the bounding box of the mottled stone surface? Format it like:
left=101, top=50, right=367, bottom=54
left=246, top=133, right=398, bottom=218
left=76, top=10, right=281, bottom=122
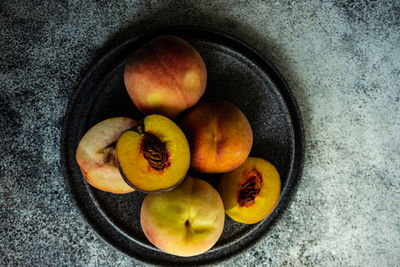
left=1, top=1, right=399, bottom=266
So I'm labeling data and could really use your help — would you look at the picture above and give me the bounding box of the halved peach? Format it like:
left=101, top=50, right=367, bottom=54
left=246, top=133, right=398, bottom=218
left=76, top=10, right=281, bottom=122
left=75, top=117, right=136, bottom=193
left=116, top=114, right=190, bottom=192
left=218, top=157, right=281, bottom=224
left=140, top=176, right=225, bottom=257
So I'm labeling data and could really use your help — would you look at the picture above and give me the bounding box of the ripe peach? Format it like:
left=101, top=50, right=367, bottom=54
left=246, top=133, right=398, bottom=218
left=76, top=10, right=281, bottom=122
left=75, top=117, right=136, bottom=193
left=140, top=176, right=225, bottom=257
left=124, top=35, right=207, bottom=118
left=218, top=157, right=281, bottom=224
left=116, top=114, right=190, bottom=192
left=180, top=101, right=253, bottom=173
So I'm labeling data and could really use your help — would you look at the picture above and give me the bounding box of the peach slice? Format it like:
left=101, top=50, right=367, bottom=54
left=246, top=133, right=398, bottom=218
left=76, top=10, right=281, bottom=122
left=140, top=176, right=225, bottom=257
left=124, top=35, right=207, bottom=118
left=116, top=114, right=190, bottom=192
left=218, top=157, right=281, bottom=224
left=180, top=101, right=253, bottom=173
left=75, top=117, right=136, bottom=193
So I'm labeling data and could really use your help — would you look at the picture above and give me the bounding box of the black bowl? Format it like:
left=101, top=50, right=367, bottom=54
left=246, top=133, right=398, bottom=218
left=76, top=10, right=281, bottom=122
left=61, top=26, right=304, bottom=266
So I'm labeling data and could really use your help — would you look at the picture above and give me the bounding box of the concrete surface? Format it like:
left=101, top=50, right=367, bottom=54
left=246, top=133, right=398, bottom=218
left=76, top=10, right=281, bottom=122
left=1, top=0, right=399, bottom=266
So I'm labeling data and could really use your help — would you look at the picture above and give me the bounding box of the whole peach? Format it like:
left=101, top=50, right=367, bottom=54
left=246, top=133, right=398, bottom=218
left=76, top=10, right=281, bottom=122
left=180, top=101, right=253, bottom=173
left=124, top=35, right=207, bottom=118
left=140, top=176, right=225, bottom=257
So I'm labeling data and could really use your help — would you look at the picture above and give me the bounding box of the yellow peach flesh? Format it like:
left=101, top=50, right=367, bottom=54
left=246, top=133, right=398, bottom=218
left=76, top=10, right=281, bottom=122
left=219, top=157, right=281, bottom=224
left=116, top=114, right=190, bottom=192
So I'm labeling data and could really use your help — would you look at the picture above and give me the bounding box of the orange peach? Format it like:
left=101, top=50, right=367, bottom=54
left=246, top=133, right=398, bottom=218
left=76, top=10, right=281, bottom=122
left=180, top=101, right=253, bottom=173
left=75, top=117, right=136, bottom=193
left=124, top=35, right=207, bottom=118
left=140, top=176, right=225, bottom=257
left=218, top=157, right=281, bottom=224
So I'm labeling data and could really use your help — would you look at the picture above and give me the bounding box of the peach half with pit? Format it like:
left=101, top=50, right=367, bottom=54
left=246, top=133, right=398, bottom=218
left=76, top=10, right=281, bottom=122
left=218, top=157, right=281, bottom=224
left=180, top=101, right=253, bottom=173
left=75, top=117, right=136, bottom=193
left=140, top=176, right=225, bottom=257
left=116, top=114, right=190, bottom=192
left=124, top=35, right=207, bottom=118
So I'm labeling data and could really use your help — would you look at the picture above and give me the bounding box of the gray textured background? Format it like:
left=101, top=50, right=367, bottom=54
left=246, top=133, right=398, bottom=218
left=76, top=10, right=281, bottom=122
left=1, top=1, right=399, bottom=266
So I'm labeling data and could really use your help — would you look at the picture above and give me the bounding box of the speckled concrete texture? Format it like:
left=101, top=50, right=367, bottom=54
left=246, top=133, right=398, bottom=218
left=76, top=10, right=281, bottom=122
left=1, top=1, right=399, bottom=266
